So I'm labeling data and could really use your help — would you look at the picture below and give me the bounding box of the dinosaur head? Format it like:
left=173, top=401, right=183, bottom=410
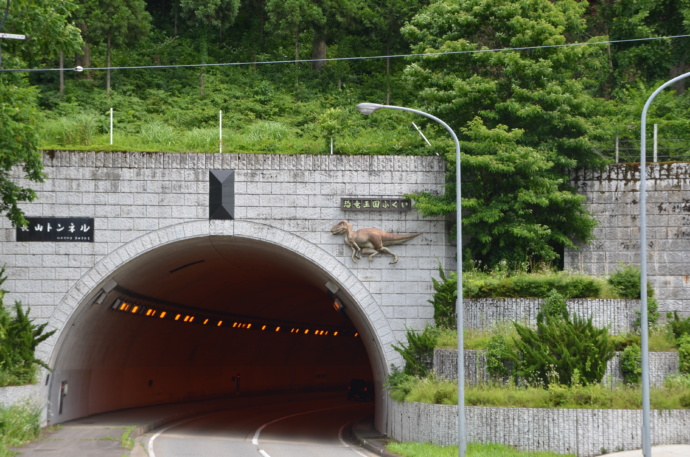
left=331, top=220, right=351, bottom=235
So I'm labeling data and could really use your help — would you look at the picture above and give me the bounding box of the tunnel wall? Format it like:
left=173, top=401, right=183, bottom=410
left=0, top=152, right=452, bottom=424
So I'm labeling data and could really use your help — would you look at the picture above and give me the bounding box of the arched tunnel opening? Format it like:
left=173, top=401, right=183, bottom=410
left=48, top=235, right=380, bottom=425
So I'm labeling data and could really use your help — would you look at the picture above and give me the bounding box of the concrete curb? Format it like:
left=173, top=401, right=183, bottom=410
left=349, top=416, right=399, bottom=457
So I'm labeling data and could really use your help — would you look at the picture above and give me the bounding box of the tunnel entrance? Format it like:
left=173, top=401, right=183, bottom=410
left=46, top=228, right=385, bottom=425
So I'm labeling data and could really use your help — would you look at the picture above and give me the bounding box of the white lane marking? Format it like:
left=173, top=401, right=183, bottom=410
left=338, top=421, right=370, bottom=457
left=251, top=404, right=349, bottom=445
left=258, top=450, right=272, bottom=457
left=147, top=415, right=210, bottom=457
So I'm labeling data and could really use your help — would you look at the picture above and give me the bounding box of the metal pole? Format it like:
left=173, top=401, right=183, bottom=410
left=639, top=70, right=690, bottom=457
left=109, top=108, right=113, bottom=145
left=355, top=103, right=465, bottom=457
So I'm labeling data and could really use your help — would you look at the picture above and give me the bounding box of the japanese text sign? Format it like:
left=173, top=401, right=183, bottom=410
left=16, top=217, right=95, bottom=242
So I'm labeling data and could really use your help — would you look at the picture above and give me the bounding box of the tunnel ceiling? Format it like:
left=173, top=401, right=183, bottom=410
left=110, top=236, right=352, bottom=328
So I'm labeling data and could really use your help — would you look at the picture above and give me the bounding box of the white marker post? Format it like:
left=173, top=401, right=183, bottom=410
left=219, top=110, right=223, bottom=154
left=109, top=108, right=114, bottom=145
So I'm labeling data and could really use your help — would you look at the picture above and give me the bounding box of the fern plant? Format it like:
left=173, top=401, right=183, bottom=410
left=0, top=269, right=55, bottom=386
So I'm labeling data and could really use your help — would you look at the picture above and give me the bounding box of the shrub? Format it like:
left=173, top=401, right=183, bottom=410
left=607, top=263, right=643, bottom=299
left=668, top=311, right=690, bottom=341
left=485, top=333, right=514, bottom=381
left=664, top=373, right=690, bottom=389
left=462, top=270, right=603, bottom=299
left=392, top=325, right=439, bottom=377
left=385, top=365, right=416, bottom=403
left=512, top=291, right=615, bottom=387
left=607, top=263, right=659, bottom=327
left=678, top=334, right=690, bottom=374
left=620, top=344, right=642, bottom=385
left=429, top=266, right=457, bottom=329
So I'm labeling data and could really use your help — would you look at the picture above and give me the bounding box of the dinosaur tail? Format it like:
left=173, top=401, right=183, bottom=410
left=382, top=233, right=421, bottom=246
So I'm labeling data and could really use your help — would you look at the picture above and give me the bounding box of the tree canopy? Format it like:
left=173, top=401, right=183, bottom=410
left=402, top=0, right=610, bottom=268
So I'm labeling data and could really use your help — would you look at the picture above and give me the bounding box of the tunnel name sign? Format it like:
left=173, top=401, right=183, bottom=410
left=16, top=217, right=94, bottom=242
left=340, top=198, right=411, bottom=211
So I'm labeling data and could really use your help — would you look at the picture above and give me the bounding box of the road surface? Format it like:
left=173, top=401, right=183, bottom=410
left=145, top=395, right=377, bottom=457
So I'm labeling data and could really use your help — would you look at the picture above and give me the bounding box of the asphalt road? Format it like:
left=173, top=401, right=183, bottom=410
left=144, top=396, right=377, bottom=457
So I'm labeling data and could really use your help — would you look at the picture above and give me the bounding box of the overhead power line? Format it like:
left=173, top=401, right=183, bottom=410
left=1, top=34, right=689, bottom=73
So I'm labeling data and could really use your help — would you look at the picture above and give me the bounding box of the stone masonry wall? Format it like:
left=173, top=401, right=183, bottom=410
left=564, top=163, right=690, bottom=317
left=0, top=151, right=452, bottom=371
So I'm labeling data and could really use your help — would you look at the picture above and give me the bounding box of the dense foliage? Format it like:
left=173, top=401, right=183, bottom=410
left=668, top=311, right=690, bottom=342
left=510, top=291, right=615, bottom=387
left=0, top=270, right=55, bottom=386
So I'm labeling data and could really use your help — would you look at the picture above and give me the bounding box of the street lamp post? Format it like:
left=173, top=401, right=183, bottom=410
left=356, top=103, right=465, bottom=457
left=639, top=70, right=690, bottom=457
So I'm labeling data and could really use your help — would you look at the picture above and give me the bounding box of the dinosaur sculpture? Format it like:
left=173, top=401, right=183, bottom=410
left=331, top=220, right=421, bottom=264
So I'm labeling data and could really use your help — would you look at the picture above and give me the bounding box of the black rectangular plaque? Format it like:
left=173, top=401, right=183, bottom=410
left=16, top=217, right=95, bottom=242
left=340, top=198, right=412, bottom=211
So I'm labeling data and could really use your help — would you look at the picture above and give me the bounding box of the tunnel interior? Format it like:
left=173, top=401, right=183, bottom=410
left=49, top=236, right=376, bottom=423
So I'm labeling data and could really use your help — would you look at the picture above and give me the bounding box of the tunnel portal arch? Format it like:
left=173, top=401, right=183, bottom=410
left=44, top=220, right=396, bottom=428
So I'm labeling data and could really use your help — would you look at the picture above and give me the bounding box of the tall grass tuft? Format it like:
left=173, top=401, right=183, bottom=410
left=182, top=128, right=219, bottom=151
left=0, top=402, right=41, bottom=456
left=140, top=121, right=179, bottom=147
left=41, top=114, right=101, bottom=146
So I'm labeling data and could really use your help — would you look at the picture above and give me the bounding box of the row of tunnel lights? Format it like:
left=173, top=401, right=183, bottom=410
left=111, top=299, right=359, bottom=338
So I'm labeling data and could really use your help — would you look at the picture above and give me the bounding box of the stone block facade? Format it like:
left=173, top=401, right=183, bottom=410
left=564, top=163, right=690, bottom=316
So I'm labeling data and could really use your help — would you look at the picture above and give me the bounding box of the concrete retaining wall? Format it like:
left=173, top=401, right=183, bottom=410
left=564, top=163, right=690, bottom=316
left=434, top=349, right=680, bottom=387
left=387, top=401, right=690, bottom=456
left=0, top=383, right=48, bottom=424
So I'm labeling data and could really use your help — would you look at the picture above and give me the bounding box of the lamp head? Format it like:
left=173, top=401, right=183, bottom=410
left=356, top=103, right=385, bottom=115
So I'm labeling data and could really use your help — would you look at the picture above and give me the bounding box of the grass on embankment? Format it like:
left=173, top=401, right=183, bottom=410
left=397, top=376, right=690, bottom=409
left=388, top=441, right=575, bottom=457
left=0, top=403, right=42, bottom=457
left=437, top=327, right=678, bottom=352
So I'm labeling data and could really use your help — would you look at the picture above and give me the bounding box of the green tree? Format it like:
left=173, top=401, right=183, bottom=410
left=75, top=0, right=151, bottom=94
left=0, top=0, right=82, bottom=227
left=180, top=0, right=240, bottom=95
left=401, top=0, right=609, bottom=269
left=266, top=0, right=364, bottom=70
